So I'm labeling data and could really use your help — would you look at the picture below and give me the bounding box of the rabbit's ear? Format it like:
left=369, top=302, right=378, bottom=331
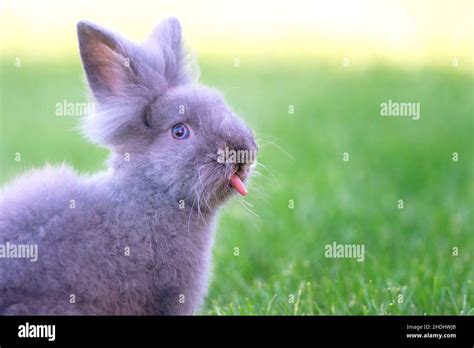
left=77, top=21, right=135, bottom=100
left=148, top=17, right=190, bottom=87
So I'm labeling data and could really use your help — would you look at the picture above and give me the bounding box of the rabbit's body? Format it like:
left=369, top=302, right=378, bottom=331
left=0, top=163, right=213, bottom=315
left=0, top=18, right=256, bottom=315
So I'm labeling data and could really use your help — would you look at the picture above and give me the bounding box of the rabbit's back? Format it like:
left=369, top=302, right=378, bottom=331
left=0, top=164, right=212, bottom=314
left=1, top=165, right=97, bottom=311
left=0, top=163, right=88, bottom=242
left=0, top=164, right=150, bottom=314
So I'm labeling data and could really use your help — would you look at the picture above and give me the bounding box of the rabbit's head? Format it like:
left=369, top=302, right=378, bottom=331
left=77, top=18, right=257, bottom=209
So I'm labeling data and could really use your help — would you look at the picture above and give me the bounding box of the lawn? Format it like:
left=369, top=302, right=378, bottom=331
left=0, top=56, right=472, bottom=315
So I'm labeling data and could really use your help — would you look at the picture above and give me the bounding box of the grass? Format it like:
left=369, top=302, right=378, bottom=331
left=0, top=56, right=472, bottom=315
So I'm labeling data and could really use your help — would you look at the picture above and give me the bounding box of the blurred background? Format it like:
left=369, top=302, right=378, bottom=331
left=1, top=0, right=473, bottom=314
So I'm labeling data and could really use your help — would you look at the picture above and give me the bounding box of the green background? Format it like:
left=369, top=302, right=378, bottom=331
left=1, top=56, right=472, bottom=314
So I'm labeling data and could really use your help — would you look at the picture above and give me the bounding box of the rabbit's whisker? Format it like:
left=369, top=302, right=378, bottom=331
left=239, top=198, right=260, bottom=218
left=187, top=192, right=198, bottom=236
left=197, top=164, right=214, bottom=213
left=194, top=188, right=207, bottom=224
left=256, top=161, right=279, bottom=184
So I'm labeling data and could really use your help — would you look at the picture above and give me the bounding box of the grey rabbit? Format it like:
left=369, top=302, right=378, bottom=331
left=0, top=17, right=257, bottom=315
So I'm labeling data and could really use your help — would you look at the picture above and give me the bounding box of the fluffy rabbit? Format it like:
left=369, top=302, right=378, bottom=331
left=0, top=18, right=257, bottom=315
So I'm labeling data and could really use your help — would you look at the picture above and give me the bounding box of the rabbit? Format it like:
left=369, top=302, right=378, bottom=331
left=0, top=17, right=257, bottom=315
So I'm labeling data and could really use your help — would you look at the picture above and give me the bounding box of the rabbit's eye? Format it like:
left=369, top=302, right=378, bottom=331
left=171, top=123, right=190, bottom=140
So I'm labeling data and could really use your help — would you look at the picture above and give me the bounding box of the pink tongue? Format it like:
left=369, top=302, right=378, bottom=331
left=230, top=174, right=248, bottom=196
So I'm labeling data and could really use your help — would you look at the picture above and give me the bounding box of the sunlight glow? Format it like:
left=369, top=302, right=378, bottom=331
left=1, top=0, right=472, bottom=65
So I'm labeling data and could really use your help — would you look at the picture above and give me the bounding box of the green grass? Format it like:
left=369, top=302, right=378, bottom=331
left=1, top=56, right=473, bottom=315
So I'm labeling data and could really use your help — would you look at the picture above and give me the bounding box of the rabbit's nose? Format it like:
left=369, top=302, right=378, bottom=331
left=234, top=161, right=253, bottom=180
left=236, top=162, right=249, bottom=174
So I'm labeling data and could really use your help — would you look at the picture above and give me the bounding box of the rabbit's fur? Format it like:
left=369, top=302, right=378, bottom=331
left=0, top=18, right=257, bottom=315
